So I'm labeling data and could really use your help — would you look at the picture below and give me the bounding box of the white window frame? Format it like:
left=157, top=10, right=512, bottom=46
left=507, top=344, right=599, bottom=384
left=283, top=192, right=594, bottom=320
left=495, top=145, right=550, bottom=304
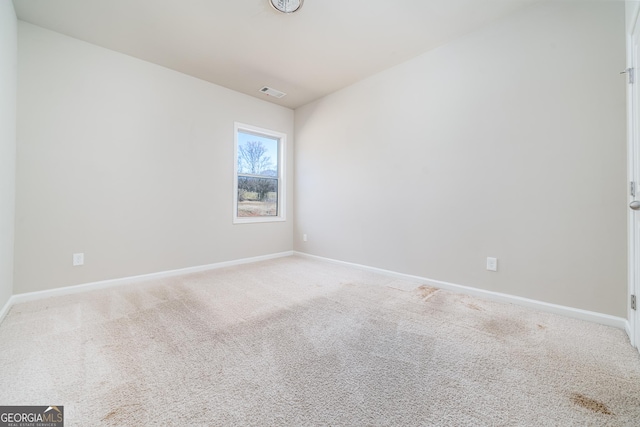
left=233, top=122, right=286, bottom=224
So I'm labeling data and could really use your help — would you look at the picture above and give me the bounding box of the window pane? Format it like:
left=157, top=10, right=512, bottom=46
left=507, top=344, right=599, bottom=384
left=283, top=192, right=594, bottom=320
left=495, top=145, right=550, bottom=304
left=237, top=131, right=278, bottom=176
left=233, top=123, right=285, bottom=223
left=237, top=176, right=278, bottom=217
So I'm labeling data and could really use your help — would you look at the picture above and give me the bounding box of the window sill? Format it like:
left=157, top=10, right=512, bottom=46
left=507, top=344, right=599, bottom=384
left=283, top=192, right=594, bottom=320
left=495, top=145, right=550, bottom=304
left=233, top=216, right=286, bottom=224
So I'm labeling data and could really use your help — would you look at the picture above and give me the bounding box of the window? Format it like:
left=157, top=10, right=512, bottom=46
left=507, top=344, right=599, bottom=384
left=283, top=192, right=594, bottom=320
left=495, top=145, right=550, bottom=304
left=234, top=123, right=286, bottom=223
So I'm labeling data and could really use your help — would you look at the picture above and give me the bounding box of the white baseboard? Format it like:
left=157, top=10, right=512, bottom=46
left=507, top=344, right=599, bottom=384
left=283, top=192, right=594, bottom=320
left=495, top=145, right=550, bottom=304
left=1, top=250, right=630, bottom=334
left=2, top=251, right=294, bottom=319
left=294, top=251, right=629, bottom=331
left=0, top=295, right=16, bottom=325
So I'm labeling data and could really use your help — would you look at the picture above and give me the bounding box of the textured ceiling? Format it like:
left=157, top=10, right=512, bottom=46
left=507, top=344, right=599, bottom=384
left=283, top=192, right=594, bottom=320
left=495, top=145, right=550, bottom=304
left=13, top=0, right=541, bottom=109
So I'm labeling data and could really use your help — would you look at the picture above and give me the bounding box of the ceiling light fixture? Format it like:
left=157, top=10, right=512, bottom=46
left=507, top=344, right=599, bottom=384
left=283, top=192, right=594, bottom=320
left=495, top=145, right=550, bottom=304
left=269, top=0, right=303, bottom=14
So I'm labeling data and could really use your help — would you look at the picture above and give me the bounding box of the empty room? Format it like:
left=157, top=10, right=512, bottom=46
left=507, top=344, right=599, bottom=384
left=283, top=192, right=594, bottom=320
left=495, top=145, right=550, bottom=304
left=2, top=0, right=640, bottom=425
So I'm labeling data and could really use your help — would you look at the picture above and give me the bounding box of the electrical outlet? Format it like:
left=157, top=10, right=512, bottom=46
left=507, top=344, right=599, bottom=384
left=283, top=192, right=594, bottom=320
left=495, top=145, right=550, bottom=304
left=303, top=234, right=308, bottom=242
left=486, top=257, right=497, bottom=272
left=73, top=253, right=84, bottom=266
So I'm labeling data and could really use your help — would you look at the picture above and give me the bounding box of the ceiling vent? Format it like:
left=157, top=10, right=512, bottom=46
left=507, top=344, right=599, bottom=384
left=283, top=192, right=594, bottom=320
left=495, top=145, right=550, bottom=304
left=259, top=86, right=287, bottom=99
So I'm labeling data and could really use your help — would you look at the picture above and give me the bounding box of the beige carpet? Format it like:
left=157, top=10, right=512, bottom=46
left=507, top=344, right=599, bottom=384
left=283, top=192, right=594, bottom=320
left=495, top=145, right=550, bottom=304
left=1, top=256, right=639, bottom=426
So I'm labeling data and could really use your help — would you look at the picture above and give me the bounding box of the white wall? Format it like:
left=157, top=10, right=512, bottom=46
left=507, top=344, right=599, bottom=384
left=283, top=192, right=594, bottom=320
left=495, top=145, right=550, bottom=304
left=0, top=2, right=17, bottom=310
left=627, top=1, right=640, bottom=31
left=15, top=22, right=294, bottom=294
left=295, top=1, right=628, bottom=317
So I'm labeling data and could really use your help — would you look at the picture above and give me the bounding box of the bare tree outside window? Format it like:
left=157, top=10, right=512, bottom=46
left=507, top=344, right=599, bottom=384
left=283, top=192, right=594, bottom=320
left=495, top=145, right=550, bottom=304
left=236, top=131, right=280, bottom=218
left=238, top=141, right=273, bottom=175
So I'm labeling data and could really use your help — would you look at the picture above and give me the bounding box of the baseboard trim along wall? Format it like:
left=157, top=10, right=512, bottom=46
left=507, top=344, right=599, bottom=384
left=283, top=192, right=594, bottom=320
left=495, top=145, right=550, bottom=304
left=294, top=251, right=630, bottom=332
left=0, top=250, right=630, bottom=335
left=0, top=297, right=12, bottom=326
left=0, top=251, right=294, bottom=325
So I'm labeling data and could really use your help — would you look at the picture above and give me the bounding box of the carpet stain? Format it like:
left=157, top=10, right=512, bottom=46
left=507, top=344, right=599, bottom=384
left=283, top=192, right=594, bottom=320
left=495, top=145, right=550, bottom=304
left=537, top=324, right=547, bottom=330
left=101, top=409, right=118, bottom=421
left=466, top=303, right=483, bottom=311
left=570, top=393, right=613, bottom=415
left=481, top=317, right=526, bottom=337
left=416, top=285, right=438, bottom=301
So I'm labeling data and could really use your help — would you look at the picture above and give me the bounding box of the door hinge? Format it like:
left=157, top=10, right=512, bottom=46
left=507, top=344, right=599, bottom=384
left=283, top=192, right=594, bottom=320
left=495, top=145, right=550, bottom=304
left=632, top=294, right=637, bottom=311
left=632, top=182, right=636, bottom=198
left=622, top=67, right=635, bottom=84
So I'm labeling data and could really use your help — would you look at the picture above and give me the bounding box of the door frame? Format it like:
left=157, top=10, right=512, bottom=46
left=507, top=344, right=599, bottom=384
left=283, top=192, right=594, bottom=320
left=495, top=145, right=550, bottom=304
left=627, top=2, right=640, bottom=350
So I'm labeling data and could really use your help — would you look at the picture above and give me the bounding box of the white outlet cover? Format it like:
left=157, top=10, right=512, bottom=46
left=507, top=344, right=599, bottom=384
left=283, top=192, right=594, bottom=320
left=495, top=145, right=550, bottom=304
left=486, top=257, right=498, bottom=271
left=73, top=253, right=84, bottom=266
